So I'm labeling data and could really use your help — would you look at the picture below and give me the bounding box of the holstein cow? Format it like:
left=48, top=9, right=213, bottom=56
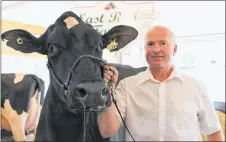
left=1, top=73, right=45, bottom=141
left=1, top=11, right=146, bottom=141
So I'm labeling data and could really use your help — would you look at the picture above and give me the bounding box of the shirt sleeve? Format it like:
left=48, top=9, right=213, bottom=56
left=198, top=82, right=222, bottom=135
left=113, top=80, right=127, bottom=126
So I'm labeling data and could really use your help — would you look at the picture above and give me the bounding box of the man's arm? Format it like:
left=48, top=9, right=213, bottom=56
left=98, top=103, right=122, bottom=138
left=207, top=130, right=225, bottom=141
left=98, top=65, right=127, bottom=138
left=98, top=81, right=127, bottom=138
left=198, top=83, right=224, bottom=141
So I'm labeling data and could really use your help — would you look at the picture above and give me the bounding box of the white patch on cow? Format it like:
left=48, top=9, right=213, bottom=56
left=25, top=90, right=42, bottom=141
left=1, top=99, right=28, bottom=141
left=1, top=115, right=11, bottom=130
left=1, top=89, right=43, bottom=141
left=14, top=73, right=25, bottom=84
left=64, top=16, right=79, bottom=29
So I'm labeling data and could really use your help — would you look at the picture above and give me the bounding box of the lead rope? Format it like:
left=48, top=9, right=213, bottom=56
left=108, top=80, right=136, bottom=142
left=83, top=108, right=86, bottom=142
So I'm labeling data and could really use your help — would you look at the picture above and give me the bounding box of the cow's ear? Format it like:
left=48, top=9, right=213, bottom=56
left=101, top=25, right=138, bottom=52
left=1, top=29, right=47, bottom=55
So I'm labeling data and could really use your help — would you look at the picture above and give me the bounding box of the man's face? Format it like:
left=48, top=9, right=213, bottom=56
left=145, top=27, right=177, bottom=69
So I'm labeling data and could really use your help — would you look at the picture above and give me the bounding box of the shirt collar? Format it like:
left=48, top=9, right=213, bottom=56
left=168, top=66, right=183, bottom=83
left=137, top=66, right=183, bottom=85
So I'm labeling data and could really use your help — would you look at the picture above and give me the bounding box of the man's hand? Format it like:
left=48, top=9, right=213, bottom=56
left=98, top=65, right=121, bottom=138
left=103, top=65, right=118, bottom=86
left=207, top=130, right=225, bottom=141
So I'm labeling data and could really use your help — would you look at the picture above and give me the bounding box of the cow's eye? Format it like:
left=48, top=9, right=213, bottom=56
left=47, top=43, right=56, bottom=52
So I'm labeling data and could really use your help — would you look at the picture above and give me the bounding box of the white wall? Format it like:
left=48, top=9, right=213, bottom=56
left=2, top=1, right=99, bottom=27
left=155, top=1, right=225, bottom=36
left=2, top=55, right=49, bottom=96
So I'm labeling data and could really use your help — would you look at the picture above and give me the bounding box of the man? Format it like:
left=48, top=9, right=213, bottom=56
left=98, top=25, right=224, bottom=141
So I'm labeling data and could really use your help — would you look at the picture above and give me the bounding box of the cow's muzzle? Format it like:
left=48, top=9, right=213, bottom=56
left=68, top=81, right=112, bottom=113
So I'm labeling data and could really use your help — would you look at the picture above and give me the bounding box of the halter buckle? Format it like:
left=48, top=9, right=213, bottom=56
left=63, top=83, right=69, bottom=96
left=64, top=90, right=68, bottom=96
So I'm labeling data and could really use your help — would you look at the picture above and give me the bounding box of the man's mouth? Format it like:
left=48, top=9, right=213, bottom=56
left=152, top=56, right=164, bottom=58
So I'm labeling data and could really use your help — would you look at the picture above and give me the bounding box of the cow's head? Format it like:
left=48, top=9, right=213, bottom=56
left=1, top=11, right=138, bottom=113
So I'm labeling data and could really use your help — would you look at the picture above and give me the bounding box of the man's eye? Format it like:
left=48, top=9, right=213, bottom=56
left=160, top=42, right=167, bottom=46
left=147, top=42, right=154, bottom=46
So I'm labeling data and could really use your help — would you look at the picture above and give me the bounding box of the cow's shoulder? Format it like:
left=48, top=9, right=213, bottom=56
left=109, top=63, right=147, bottom=84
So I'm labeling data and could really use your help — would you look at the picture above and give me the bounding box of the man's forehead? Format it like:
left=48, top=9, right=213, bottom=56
left=145, top=35, right=173, bottom=43
left=145, top=27, right=175, bottom=43
left=146, top=30, right=171, bottom=38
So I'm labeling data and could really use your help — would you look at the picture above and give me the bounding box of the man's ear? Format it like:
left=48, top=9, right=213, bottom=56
left=173, top=44, right=177, bottom=56
left=101, top=25, right=138, bottom=52
left=1, top=29, right=47, bottom=55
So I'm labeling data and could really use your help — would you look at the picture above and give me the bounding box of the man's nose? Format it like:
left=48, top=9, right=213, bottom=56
left=152, top=44, right=161, bottom=52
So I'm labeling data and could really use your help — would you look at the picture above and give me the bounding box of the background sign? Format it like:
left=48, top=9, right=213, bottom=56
left=72, top=1, right=158, bottom=35
left=71, top=1, right=159, bottom=66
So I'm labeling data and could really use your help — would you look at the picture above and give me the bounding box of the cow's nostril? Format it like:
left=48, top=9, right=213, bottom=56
left=78, top=88, right=86, bottom=97
left=102, top=87, right=109, bottom=96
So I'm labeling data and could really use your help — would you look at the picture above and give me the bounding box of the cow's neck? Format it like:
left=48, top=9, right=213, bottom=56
left=44, top=76, right=107, bottom=141
left=46, top=88, right=103, bottom=141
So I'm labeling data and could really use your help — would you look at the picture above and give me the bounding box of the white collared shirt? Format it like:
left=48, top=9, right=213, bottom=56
left=114, top=67, right=222, bottom=141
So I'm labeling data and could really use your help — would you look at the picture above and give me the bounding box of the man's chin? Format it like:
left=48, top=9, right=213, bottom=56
left=150, top=64, right=165, bottom=70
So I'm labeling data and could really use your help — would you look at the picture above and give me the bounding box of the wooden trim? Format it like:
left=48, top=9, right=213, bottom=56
left=1, top=43, right=47, bottom=58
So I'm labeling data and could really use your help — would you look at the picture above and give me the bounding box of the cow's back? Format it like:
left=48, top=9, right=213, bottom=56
left=1, top=73, right=41, bottom=113
left=109, top=63, right=147, bottom=85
